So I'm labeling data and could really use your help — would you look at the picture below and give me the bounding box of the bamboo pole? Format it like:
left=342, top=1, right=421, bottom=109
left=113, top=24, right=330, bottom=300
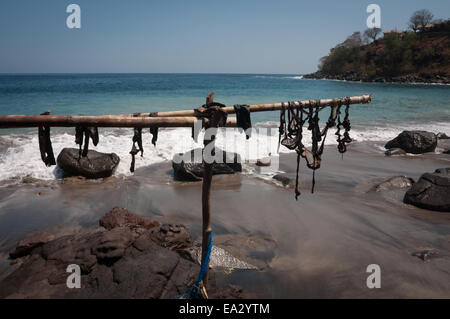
left=0, top=94, right=371, bottom=128
left=108, top=94, right=371, bottom=118
left=0, top=115, right=237, bottom=129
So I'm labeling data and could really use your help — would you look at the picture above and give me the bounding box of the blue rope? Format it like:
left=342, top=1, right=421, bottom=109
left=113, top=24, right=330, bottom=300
left=176, top=232, right=213, bottom=299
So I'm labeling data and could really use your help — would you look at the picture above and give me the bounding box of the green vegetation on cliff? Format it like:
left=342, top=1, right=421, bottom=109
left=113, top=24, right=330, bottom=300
left=305, top=14, right=450, bottom=84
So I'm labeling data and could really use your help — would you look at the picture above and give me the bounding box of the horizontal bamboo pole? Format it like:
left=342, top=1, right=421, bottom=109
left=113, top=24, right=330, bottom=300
left=0, top=94, right=371, bottom=129
left=109, top=94, right=371, bottom=118
left=0, top=116, right=237, bottom=129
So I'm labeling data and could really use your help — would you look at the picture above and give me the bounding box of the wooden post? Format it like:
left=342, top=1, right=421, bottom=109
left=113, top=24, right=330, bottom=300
left=201, top=92, right=215, bottom=289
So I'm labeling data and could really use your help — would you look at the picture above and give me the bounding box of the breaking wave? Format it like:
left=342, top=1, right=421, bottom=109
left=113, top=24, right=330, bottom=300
left=0, top=121, right=448, bottom=183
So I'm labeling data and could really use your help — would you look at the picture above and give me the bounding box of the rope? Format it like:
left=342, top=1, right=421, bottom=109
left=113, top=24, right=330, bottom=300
left=175, top=232, right=213, bottom=299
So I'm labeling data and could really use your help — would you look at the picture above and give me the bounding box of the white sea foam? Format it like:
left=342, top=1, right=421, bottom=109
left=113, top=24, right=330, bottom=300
left=285, top=76, right=304, bottom=80
left=253, top=75, right=303, bottom=80
left=0, top=121, right=448, bottom=183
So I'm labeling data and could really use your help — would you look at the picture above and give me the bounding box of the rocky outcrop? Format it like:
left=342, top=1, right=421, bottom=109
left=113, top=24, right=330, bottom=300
left=1, top=226, right=199, bottom=299
left=172, top=148, right=242, bottom=181
left=57, top=148, right=120, bottom=179
left=1, top=209, right=250, bottom=299
left=371, top=176, right=415, bottom=192
left=385, top=131, right=437, bottom=154
left=99, top=207, right=160, bottom=230
left=304, top=72, right=450, bottom=85
left=404, top=168, right=450, bottom=212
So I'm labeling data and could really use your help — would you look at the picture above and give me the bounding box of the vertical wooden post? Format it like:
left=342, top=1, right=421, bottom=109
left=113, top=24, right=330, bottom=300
left=201, top=92, right=215, bottom=288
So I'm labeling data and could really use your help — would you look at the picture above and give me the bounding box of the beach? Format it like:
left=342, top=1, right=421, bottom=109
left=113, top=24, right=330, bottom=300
left=0, top=74, right=449, bottom=298
left=1, top=138, right=449, bottom=298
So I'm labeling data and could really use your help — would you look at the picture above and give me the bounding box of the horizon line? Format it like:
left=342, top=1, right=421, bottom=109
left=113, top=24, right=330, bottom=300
left=0, top=72, right=305, bottom=76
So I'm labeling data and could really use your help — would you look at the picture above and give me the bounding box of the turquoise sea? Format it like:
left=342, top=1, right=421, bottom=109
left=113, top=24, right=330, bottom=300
left=0, top=73, right=449, bottom=181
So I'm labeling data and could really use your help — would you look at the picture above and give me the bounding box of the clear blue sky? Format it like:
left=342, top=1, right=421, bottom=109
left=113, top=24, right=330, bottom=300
left=0, top=0, right=449, bottom=74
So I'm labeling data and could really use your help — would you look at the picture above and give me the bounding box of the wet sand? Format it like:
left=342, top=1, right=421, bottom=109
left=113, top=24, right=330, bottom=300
left=0, top=141, right=449, bottom=298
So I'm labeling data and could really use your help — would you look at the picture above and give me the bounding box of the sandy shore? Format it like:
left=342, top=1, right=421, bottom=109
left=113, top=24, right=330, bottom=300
left=0, top=140, right=449, bottom=298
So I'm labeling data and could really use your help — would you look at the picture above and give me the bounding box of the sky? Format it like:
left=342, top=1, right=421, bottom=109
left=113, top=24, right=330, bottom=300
left=0, top=0, right=449, bottom=74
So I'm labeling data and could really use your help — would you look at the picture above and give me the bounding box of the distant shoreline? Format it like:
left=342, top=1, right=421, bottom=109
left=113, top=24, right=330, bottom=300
left=303, top=72, right=450, bottom=85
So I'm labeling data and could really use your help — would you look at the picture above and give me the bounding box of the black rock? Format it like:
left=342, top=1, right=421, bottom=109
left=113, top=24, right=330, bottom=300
left=57, top=148, right=120, bottom=179
left=172, top=148, right=242, bottom=181
left=437, top=132, right=450, bottom=140
left=385, top=131, right=437, bottom=154
left=404, top=168, right=450, bottom=212
left=273, top=173, right=295, bottom=187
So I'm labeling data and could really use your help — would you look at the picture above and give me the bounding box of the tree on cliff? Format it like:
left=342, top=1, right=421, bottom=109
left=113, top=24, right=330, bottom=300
left=409, top=9, right=434, bottom=32
left=364, top=28, right=382, bottom=42
left=336, top=32, right=362, bottom=48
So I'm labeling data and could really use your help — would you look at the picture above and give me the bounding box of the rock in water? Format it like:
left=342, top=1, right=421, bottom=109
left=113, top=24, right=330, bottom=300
left=57, top=148, right=120, bottom=179
left=172, top=148, right=242, bottom=181
left=437, top=132, right=450, bottom=140
left=404, top=168, right=450, bottom=212
left=371, top=176, right=414, bottom=192
left=273, top=173, right=295, bottom=187
left=385, top=131, right=437, bottom=154
left=256, top=156, right=271, bottom=167
left=384, top=148, right=407, bottom=156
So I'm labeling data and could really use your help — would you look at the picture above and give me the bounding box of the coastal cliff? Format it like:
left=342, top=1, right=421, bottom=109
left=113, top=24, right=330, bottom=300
left=304, top=20, right=450, bottom=84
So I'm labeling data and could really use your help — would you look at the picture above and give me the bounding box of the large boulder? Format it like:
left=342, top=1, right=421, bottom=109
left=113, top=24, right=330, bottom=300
left=57, top=148, right=120, bottom=179
left=404, top=168, right=450, bottom=212
left=172, top=148, right=242, bottom=181
left=385, top=131, right=437, bottom=154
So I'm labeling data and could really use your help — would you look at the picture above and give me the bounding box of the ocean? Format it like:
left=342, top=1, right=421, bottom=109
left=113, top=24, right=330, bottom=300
left=0, top=73, right=449, bottom=182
